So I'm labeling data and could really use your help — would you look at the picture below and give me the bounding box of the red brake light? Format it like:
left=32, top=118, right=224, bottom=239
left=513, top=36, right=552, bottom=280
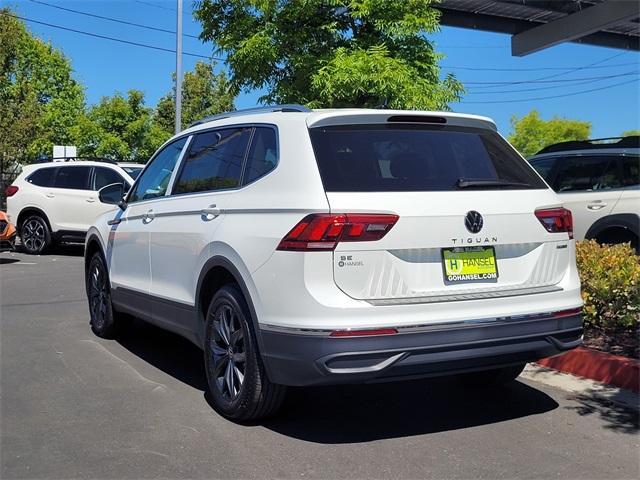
left=277, top=213, right=399, bottom=251
left=4, top=185, right=18, bottom=197
left=535, top=207, right=573, bottom=239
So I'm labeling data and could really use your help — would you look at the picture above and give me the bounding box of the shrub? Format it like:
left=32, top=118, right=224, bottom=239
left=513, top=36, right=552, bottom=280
left=575, top=240, right=640, bottom=330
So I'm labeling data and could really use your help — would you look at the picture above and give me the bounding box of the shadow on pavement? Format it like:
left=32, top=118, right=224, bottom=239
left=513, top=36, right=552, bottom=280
left=566, top=393, right=639, bottom=434
left=0, top=257, right=20, bottom=264
left=116, top=319, right=562, bottom=442
left=48, top=243, right=85, bottom=257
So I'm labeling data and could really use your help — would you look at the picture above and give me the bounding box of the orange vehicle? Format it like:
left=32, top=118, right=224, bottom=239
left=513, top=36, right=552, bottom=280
left=0, top=211, right=17, bottom=252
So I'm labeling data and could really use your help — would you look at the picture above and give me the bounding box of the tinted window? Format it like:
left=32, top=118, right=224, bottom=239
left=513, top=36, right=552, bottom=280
left=622, top=156, right=640, bottom=187
left=129, top=138, right=187, bottom=203
left=122, top=167, right=143, bottom=179
left=27, top=167, right=57, bottom=187
left=309, top=125, right=546, bottom=192
left=243, top=127, right=278, bottom=185
left=529, top=158, right=557, bottom=183
left=93, top=167, right=126, bottom=191
left=53, top=166, right=91, bottom=190
left=553, top=156, right=612, bottom=192
left=173, top=128, right=251, bottom=195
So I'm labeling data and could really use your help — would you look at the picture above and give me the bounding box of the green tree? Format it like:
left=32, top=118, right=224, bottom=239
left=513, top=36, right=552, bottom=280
left=194, top=0, right=463, bottom=109
left=154, top=61, right=235, bottom=132
left=508, top=110, right=592, bottom=157
left=621, top=129, right=639, bottom=137
left=72, top=90, right=171, bottom=162
left=0, top=8, right=84, bottom=166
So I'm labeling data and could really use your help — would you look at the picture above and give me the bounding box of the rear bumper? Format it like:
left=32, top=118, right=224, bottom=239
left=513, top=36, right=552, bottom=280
left=259, top=313, right=582, bottom=386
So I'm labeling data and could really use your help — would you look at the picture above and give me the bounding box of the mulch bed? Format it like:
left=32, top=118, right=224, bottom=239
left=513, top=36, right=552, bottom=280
left=583, top=326, right=639, bottom=360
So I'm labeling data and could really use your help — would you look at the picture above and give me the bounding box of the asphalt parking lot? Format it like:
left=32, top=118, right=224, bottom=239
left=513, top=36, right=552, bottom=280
left=1, top=247, right=638, bottom=479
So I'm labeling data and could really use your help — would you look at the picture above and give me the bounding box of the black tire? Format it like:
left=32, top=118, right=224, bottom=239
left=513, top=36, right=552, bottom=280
left=458, top=363, right=526, bottom=387
left=20, top=215, right=51, bottom=255
left=204, top=284, right=286, bottom=422
left=86, top=252, right=129, bottom=338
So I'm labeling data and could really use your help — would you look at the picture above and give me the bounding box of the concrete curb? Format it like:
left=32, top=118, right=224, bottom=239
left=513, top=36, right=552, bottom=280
left=536, top=347, right=639, bottom=392
left=521, top=364, right=639, bottom=412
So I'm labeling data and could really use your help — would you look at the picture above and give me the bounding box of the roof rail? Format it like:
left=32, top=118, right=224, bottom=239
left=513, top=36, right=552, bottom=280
left=536, top=136, right=640, bottom=155
left=37, top=156, right=119, bottom=165
left=189, top=104, right=312, bottom=128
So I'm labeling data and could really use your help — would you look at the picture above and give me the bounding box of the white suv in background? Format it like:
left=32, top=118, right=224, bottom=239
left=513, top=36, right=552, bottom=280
left=85, top=106, right=583, bottom=421
left=5, top=159, right=143, bottom=254
left=528, top=137, right=639, bottom=252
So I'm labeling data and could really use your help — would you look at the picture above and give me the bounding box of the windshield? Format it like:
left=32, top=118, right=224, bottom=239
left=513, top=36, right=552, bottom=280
left=122, top=167, right=143, bottom=180
left=309, top=124, right=547, bottom=192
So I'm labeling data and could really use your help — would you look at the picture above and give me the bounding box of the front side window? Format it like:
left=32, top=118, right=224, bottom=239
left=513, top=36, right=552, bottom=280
left=93, top=167, right=126, bottom=191
left=553, top=156, right=612, bottom=192
left=27, top=167, right=57, bottom=187
left=173, top=127, right=251, bottom=195
left=128, top=138, right=187, bottom=203
left=309, top=125, right=547, bottom=192
left=53, top=166, right=91, bottom=190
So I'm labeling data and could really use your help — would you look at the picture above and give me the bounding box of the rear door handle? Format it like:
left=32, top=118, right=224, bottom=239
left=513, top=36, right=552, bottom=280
left=45, top=193, right=55, bottom=198
left=200, top=205, right=221, bottom=220
left=587, top=202, right=606, bottom=210
left=86, top=198, right=96, bottom=203
left=142, top=210, right=155, bottom=224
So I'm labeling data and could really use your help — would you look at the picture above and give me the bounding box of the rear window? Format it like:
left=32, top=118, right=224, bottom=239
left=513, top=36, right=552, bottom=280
left=27, top=167, right=57, bottom=187
left=309, top=124, right=547, bottom=192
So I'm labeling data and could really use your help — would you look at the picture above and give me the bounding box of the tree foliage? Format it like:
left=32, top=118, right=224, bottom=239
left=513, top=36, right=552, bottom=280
left=194, top=0, right=463, bottom=109
left=621, top=129, right=640, bottom=137
left=0, top=8, right=84, bottom=167
left=155, top=61, right=235, bottom=131
left=71, top=90, right=171, bottom=162
left=508, top=110, right=592, bottom=157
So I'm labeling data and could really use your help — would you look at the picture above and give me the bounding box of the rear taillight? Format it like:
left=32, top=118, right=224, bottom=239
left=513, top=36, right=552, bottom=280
left=277, top=213, right=399, bottom=251
left=535, top=207, right=573, bottom=239
left=4, top=185, right=18, bottom=197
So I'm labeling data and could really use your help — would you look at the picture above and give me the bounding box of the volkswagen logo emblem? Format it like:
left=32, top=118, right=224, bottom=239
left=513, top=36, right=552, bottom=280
left=465, top=211, right=483, bottom=234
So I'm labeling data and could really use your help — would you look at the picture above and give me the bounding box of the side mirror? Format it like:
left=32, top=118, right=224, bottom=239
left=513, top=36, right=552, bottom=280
left=98, top=183, right=126, bottom=210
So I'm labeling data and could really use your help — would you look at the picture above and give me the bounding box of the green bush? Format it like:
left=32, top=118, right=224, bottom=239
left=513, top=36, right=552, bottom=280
left=576, top=240, right=640, bottom=330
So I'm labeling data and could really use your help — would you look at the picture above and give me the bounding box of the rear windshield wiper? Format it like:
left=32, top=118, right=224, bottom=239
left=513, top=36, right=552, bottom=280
left=456, top=178, right=531, bottom=189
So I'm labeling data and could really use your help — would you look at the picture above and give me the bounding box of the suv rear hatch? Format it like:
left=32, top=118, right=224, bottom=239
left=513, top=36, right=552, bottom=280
left=305, top=113, right=572, bottom=304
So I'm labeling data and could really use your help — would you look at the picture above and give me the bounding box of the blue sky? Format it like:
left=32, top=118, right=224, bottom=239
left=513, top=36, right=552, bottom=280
left=5, top=0, right=640, bottom=137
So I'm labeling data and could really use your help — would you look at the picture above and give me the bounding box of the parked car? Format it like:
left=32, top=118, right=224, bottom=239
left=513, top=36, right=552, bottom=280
left=0, top=211, right=17, bottom=252
left=85, top=106, right=583, bottom=421
left=5, top=158, right=144, bottom=254
left=528, top=137, right=639, bottom=252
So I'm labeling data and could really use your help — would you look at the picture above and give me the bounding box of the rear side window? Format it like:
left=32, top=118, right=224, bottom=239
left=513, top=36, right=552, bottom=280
left=173, top=127, right=252, bottom=195
left=622, top=156, right=639, bottom=187
left=309, top=125, right=547, bottom=192
left=242, top=127, right=278, bottom=185
left=529, top=158, right=557, bottom=183
left=27, top=167, right=57, bottom=187
left=93, top=167, right=126, bottom=191
left=553, top=156, right=613, bottom=192
left=53, top=166, right=91, bottom=190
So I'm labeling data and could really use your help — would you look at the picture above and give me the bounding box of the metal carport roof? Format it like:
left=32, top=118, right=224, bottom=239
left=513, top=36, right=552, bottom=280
left=437, top=0, right=640, bottom=56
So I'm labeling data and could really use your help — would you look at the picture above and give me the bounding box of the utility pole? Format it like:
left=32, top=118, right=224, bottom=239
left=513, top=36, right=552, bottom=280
left=175, top=0, right=183, bottom=134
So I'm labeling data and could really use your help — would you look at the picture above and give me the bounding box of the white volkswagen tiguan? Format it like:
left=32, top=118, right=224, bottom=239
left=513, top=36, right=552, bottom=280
left=84, top=106, right=583, bottom=421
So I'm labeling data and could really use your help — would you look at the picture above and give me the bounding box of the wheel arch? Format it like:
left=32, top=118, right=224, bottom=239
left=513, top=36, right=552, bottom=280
left=17, top=207, right=52, bottom=231
left=195, top=256, right=266, bottom=356
left=85, top=233, right=105, bottom=277
left=585, top=213, right=639, bottom=241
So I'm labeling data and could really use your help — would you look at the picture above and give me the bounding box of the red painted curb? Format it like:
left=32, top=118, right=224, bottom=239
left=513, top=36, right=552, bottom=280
left=537, top=347, right=639, bottom=392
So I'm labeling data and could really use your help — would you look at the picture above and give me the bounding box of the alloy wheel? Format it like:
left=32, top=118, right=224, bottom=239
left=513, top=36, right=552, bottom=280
left=88, top=259, right=109, bottom=331
left=22, top=218, right=46, bottom=252
left=210, top=304, right=246, bottom=400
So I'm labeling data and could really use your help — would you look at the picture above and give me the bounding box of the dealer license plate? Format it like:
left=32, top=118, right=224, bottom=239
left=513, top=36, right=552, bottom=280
left=442, top=246, right=498, bottom=284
